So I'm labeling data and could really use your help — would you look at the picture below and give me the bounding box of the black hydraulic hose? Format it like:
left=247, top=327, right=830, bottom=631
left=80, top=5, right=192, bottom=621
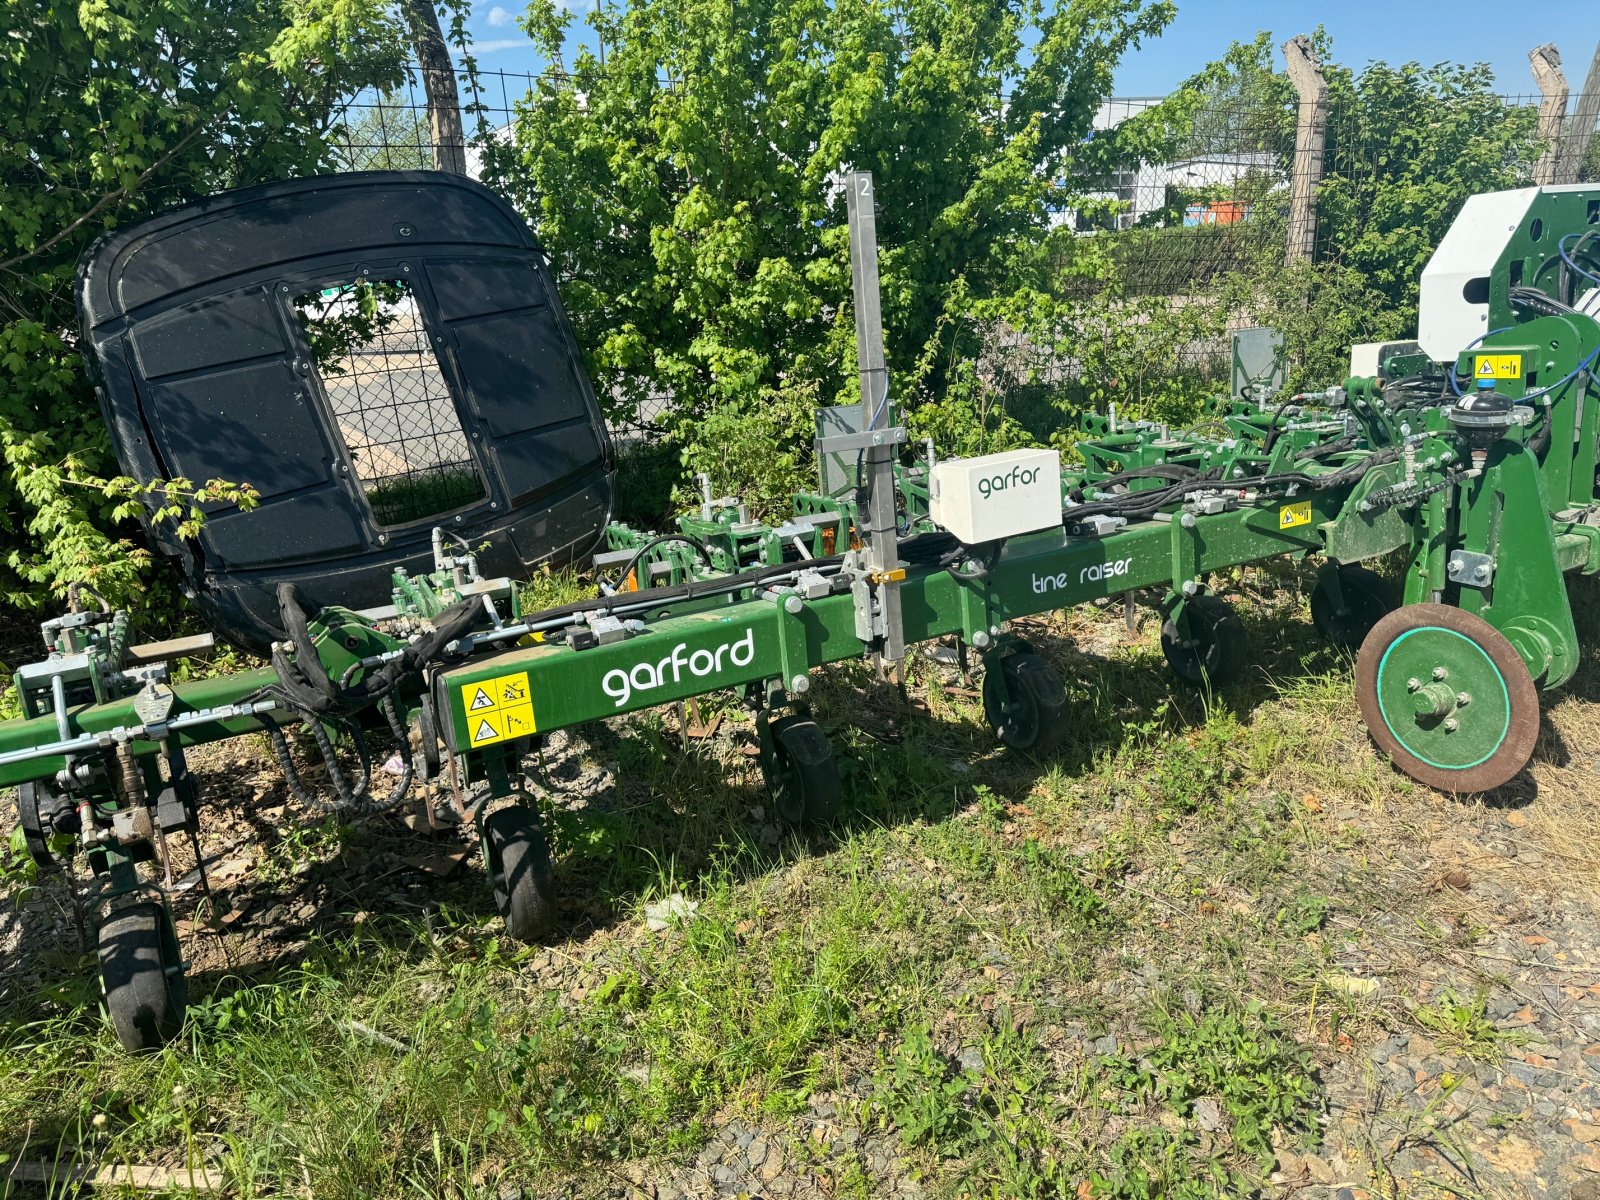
left=1530, top=414, right=1553, bottom=458
left=258, top=712, right=319, bottom=810
left=1260, top=403, right=1290, bottom=455
left=1063, top=449, right=1397, bottom=525
left=274, top=582, right=487, bottom=714
left=486, top=550, right=851, bottom=632
left=332, top=713, right=373, bottom=806
left=301, top=714, right=359, bottom=808
left=1065, top=462, right=1202, bottom=504
left=375, top=695, right=415, bottom=813
left=601, top=533, right=716, bottom=594
left=1510, top=286, right=1576, bottom=318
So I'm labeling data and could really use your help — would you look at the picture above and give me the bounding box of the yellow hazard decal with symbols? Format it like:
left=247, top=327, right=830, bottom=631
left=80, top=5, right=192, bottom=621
left=1279, top=500, right=1312, bottom=530
left=461, top=671, right=536, bottom=746
left=1474, top=353, right=1522, bottom=381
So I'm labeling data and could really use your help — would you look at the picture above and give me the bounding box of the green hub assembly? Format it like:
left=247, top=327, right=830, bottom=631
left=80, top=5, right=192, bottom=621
left=1355, top=603, right=1540, bottom=793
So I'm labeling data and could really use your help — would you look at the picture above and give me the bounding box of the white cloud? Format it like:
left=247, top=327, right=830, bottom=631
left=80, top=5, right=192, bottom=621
left=486, top=5, right=513, bottom=26
left=471, top=37, right=527, bottom=53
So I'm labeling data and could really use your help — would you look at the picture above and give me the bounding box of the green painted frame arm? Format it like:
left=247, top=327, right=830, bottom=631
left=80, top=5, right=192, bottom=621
left=0, top=666, right=281, bottom=788
left=435, top=491, right=1344, bottom=750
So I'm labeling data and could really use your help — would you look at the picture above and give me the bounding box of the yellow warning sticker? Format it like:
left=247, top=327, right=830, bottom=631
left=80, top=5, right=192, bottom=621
left=1474, top=353, right=1522, bottom=380
left=459, top=671, right=537, bottom=746
left=1279, top=500, right=1312, bottom=530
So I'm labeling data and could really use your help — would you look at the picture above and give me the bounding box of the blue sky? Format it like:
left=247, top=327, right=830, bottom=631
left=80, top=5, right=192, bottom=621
left=461, top=0, right=1600, bottom=102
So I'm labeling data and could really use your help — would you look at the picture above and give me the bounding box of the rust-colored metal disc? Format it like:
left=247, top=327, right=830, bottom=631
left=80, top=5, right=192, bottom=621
left=1354, top=603, right=1540, bottom=794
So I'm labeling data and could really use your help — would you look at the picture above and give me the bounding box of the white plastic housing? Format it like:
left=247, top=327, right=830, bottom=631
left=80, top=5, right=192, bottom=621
left=929, top=448, right=1062, bottom=545
left=1418, top=183, right=1593, bottom=362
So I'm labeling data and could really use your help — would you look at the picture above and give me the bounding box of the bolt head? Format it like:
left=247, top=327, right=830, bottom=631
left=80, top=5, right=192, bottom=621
left=1443, top=717, right=1459, bottom=732
left=1449, top=558, right=1464, bottom=573
left=1456, top=691, right=1472, bottom=706
left=790, top=674, right=810, bottom=694
left=1474, top=565, right=1489, bottom=580
left=972, top=631, right=992, bottom=649
left=1406, top=677, right=1421, bottom=691
left=1181, top=580, right=1199, bottom=596
left=1432, top=667, right=1448, bottom=681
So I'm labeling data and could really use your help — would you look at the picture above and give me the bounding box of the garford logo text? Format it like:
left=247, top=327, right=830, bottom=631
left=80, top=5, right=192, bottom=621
left=601, top=629, right=756, bottom=708
left=977, top=464, right=1040, bottom=499
left=1032, top=557, right=1134, bottom=593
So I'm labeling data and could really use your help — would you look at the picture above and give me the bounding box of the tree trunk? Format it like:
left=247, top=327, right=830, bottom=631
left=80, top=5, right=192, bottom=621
left=1530, top=44, right=1569, bottom=186
left=1553, top=38, right=1600, bottom=185
left=402, top=0, right=467, bottom=175
left=1283, top=35, right=1327, bottom=265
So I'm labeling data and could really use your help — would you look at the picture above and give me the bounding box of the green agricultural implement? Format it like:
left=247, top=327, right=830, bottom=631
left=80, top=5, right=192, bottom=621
left=5, top=172, right=1600, bottom=1050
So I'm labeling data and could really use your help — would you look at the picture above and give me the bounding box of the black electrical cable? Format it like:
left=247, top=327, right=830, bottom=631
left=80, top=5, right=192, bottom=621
left=601, top=533, right=716, bottom=594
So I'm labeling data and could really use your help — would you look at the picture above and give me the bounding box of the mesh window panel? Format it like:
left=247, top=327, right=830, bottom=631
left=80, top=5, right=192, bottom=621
left=293, top=279, right=486, bottom=525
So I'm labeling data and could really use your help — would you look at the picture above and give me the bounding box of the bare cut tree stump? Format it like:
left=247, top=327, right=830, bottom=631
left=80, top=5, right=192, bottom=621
left=1530, top=43, right=1569, bottom=186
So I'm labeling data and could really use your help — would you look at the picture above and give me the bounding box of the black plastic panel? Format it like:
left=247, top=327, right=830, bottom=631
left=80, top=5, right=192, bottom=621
left=78, top=171, right=614, bottom=651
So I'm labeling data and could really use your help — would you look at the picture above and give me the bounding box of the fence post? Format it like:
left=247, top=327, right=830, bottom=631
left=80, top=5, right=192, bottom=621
left=1283, top=35, right=1327, bottom=265
left=403, top=0, right=468, bottom=175
left=1553, top=39, right=1600, bottom=185
left=1530, top=44, right=1569, bottom=186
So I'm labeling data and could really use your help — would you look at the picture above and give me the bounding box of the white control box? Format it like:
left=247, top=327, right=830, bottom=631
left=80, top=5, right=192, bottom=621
left=929, top=448, right=1062, bottom=544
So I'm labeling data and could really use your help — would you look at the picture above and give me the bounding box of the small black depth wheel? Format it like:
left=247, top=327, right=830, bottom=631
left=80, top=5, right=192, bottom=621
left=1161, top=595, right=1247, bottom=686
left=18, top=781, right=78, bottom=873
left=1311, top=564, right=1398, bottom=651
left=766, top=715, right=842, bottom=827
left=99, top=902, right=187, bottom=1053
left=982, top=651, right=1070, bottom=754
left=481, top=805, right=558, bottom=942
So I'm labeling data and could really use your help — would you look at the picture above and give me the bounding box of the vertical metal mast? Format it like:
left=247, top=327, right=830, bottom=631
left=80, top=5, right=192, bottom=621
left=845, top=170, right=905, bottom=674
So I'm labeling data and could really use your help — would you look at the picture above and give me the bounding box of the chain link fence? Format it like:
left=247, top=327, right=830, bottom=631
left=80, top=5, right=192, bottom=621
left=330, top=70, right=1597, bottom=438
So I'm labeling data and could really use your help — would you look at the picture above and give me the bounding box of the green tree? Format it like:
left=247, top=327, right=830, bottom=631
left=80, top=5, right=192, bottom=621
left=1079, top=34, right=1542, bottom=401
left=496, top=0, right=1174, bottom=505
left=1315, top=50, right=1541, bottom=311
left=0, top=0, right=415, bottom=608
left=337, top=92, right=434, bottom=170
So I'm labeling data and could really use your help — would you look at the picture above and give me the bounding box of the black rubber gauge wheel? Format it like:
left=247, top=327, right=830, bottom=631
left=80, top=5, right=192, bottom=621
left=981, top=651, right=1070, bottom=754
left=1312, top=564, right=1399, bottom=652
left=1161, top=596, right=1247, bottom=686
left=99, top=902, right=187, bottom=1052
left=480, top=805, right=558, bottom=942
left=765, top=715, right=842, bottom=826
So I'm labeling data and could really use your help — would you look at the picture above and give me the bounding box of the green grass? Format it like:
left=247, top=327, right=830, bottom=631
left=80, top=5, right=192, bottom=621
left=4, top=562, right=1561, bottom=1196
left=364, top=467, right=485, bottom=527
